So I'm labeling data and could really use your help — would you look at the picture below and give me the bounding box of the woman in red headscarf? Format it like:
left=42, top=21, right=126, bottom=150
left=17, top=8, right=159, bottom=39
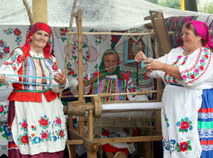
left=0, top=22, right=68, bottom=157
left=135, top=21, right=213, bottom=158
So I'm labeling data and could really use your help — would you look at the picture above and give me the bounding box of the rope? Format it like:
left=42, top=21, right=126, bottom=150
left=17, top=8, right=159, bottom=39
left=5, top=74, right=54, bottom=80
left=5, top=80, right=65, bottom=87
left=3, top=74, right=65, bottom=87
left=79, top=61, right=138, bottom=79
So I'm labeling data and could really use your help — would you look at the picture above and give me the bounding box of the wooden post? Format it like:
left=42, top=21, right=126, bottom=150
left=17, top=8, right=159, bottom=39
left=87, top=110, right=97, bottom=158
left=32, top=0, right=47, bottom=24
left=76, top=9, right=97, bottom=158
left=76, top=9, right=85, bottom=135
left=76, top=11, right=83, bottom=101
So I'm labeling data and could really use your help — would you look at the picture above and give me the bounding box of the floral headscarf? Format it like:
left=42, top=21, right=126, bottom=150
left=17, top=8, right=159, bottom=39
left=99, top=49, right=124, bottom=80
left=22, top=22, right=52, bottom=59
left=190, top=21, right=213, bottom=49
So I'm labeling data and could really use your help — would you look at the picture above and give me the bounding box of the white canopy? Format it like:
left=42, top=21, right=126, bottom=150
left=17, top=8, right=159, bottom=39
left=0, top=0, right=211, bottom=31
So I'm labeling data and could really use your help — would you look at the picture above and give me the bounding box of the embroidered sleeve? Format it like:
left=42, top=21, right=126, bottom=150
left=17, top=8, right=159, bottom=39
left=50, top=56, right=59, bottom=75
left=179, top=48, right=211, bottom=86
left=0, top=48, right=23, bottom=84
left=0, top=48, right=23, bottom=72
left=50, top=56, right=69, bottom=93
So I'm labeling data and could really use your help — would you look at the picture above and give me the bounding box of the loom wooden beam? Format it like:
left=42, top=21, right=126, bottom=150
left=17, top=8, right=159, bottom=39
left=69, top=129, right=99, bottom=152
left=148, top=10, right=172, bottom=56
left=91, top=96, right=102, bottom=118
left=94, top=135, right=162, bottom=144
left=68, top=101, right=93, bottom=115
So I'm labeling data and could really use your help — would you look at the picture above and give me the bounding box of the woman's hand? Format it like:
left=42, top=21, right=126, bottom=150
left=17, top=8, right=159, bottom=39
left=54, top=69, right=66, bottom=85
left=144, top=59, right=164, bottom=72
left=135, top=51, right=148, bottom=62
left=0, top=74, right=6, bottom=83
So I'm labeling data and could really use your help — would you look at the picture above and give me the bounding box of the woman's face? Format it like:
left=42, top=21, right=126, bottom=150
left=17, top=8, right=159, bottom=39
left=104, top=54, right=118, bottom=74
left=31, top=30, right=49, bottom=49
left=182, top=25, right=202, bottom=52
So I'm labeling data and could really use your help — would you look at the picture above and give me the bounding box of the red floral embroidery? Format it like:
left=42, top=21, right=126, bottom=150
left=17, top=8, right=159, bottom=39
left=102, top=130, right=110, bottom=137
left=41, top=132, right=48, bottom=139
left=17, top=55, right=22, bottom=63
left=173, top=79, right=177, bottom=84
left=143, top=72, right=148, bottom=80
left=179, top=141, right=189, bottom=152
left=180, top=121, right=190, bottom=130
left=200, top=65, right=204, bottom=70
left=190, top=74, right=195, bottom=79
left=39, top=118, right=48, bottom=126
left=14, top=28, right=21, bottom=35
left=52, top=62, right=57, bottom=70
left=21, top=135, right=29, bottom=144
left=56, top=118, right=62, bottom=125
left=0, top=106, right=4, bottom=112
left=21, top=122, right=27, bottom=130
left=129, top=87, right=136, bottom=92
left=4, top=47, right=9, bottom=53
left=12, top=66, right=16, bottom=70
left=59, top=130, right=64, bottom=137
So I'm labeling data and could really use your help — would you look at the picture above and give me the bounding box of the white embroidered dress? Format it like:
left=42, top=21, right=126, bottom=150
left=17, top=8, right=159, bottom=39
left=0, top=48, right=68, bottom=155
left=148, top=47, right=213, bottom=158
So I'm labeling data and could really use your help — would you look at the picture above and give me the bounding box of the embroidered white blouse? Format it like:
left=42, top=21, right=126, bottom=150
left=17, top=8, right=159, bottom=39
left=148, top=47, right=213, bottom=89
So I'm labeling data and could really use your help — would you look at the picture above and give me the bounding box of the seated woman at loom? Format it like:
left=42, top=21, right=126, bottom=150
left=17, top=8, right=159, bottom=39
left=71, top=49, right=147, bottom=101
left=70, top=49, right=148, bottom=157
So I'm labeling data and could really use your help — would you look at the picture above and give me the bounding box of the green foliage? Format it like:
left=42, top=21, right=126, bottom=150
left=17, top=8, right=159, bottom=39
left=146, top=0, right=158, bottom=4
left=204, top=3, right=213, bottom=14
left=158, top=0, right=180, bottom=9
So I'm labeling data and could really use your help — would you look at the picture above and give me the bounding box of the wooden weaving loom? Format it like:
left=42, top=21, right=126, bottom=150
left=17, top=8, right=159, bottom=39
left=64, top=9, right=173, bottom=158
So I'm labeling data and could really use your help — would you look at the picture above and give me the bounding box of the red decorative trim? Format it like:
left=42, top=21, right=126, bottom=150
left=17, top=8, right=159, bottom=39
left=200, top=140, right=213, bottom=145
left=180, top=48, right=202, bottom=74
left=198, top=108, right=213, bottom=113
left=8, top=91, right=58, bottom=102
left=180, top=48, right=211, bottom=85
left=8, top=142, right=18, bottom=149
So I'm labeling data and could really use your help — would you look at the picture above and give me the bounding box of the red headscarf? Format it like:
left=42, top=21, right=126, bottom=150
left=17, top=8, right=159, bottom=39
left=190, top=21, right=213, bottom=49
left=22, top=22, right=52, bottom=59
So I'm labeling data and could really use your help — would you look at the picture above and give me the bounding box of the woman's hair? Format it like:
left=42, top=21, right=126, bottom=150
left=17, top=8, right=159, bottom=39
left=183, top=22, right=199, bottom=36
left=183, top=21, right=213, bottom=49
left=183, top=22, right=205, bottom=46
left=103, top=49, right=119, bottom=58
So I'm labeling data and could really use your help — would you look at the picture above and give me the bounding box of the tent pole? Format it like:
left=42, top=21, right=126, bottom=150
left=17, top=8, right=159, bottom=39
left=23, top=0, right=33, bottom=25
left=32, top=0, right=47, bottom=24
